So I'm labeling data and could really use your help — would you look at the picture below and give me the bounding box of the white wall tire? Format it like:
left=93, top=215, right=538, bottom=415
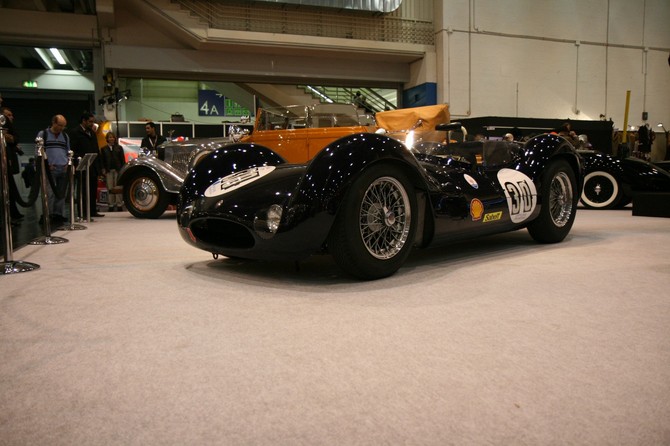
left=580, top=171, right=621, bottom=209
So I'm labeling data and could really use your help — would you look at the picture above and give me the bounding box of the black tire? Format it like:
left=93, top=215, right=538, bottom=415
left=328, top=165, right=417, bottom=280
left=123, top=170, right=170, bottom=219
left=580, top=170, right=622, bottom=209
left=527, top=159, right=578, bottom=243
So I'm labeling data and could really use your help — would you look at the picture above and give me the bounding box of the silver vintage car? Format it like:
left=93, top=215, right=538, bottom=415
left=117, top=137, right=231, bottom=218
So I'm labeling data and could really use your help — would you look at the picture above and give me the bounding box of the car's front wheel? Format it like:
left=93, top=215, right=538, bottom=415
left=328, top=165, right=417, bottom=280
left=123, top=170, right=171, bottom=219
left=527, top=159, right=578, bottom=243
left=580, top=170, right=622, bottom=209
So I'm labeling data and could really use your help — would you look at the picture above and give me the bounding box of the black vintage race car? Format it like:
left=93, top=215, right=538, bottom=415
left=177, top=105, right=583, bottom=280
left=578, top=150, right=670, bottom=209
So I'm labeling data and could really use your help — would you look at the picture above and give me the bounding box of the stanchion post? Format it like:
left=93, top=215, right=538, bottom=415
left=77, top=153, right=98, bottom=221
left=63, top=150, right=86, bottom=231
left=0, top=115, right=40, bottom=274
left=29, top=136, right=68, bottom=245
left=77, top=159, right=84, bottom=222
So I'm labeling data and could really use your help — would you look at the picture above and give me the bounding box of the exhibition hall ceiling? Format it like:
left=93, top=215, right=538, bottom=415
left=0, top=0, right=96, bottom=72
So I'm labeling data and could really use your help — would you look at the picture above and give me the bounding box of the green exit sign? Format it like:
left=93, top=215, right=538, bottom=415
left=22, top=80, right=38, bottom=88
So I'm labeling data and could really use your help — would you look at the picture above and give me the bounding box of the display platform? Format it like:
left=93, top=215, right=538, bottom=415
left=632, top=192, right=670, bottom=217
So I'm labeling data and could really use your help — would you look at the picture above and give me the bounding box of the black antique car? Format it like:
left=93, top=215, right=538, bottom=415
left=578, top=150, right=670, bottom=209
left=177, top=105, right=584, bottom=280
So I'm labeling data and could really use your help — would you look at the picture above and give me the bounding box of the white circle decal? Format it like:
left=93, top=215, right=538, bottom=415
left=496, top=168, right=537, bottom=223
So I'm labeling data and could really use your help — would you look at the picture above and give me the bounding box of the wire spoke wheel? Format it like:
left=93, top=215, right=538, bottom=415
left=527, top=159, right=578, bottom=244
left=359, top=176, right=411, bottom=259
left=549, top=171, right=573, bottom=227
left=328, top=165, right=417, bottom=280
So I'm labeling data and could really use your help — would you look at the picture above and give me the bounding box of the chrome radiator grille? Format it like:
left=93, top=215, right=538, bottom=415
left=164, top=146, right=197, bottom=175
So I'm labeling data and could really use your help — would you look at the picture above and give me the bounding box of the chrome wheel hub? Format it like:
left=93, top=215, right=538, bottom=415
left=131, top=178, right=159, bottom=210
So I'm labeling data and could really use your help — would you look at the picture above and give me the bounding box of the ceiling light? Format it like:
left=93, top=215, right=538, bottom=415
left=49, top=48, right=66, bottom=65
left=34, top=47, right=54, bottom=69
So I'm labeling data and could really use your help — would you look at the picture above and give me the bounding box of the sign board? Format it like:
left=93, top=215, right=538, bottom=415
left=198, top=90, right=251, bottom=117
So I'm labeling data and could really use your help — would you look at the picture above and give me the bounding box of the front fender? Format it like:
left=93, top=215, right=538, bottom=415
left=619, top=157, right=670, bottom=194
left=579, top=150, right=625, bottom=178
left=278, top=133, right=427, bottom=244
left=117, top=156, right=185, bottom=194
left=179, top=143, right=287, bottom=208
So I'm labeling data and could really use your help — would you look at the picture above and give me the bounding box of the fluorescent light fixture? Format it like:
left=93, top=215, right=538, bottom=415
left=306, top=86, right=334, bottom=104
left=34, top=47, right=54, bottom=69
left=49, top=48, right=66, bottom=65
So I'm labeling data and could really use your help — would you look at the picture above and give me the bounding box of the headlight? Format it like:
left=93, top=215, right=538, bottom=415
left=266, top=204, right=283, bottom=233
left=254, top=204, right=283, bottom=239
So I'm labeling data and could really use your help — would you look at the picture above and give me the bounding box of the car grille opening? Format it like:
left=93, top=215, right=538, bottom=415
left=165, top=147, right=196, bottom=175
left=189, top=218, right=255, bottom=249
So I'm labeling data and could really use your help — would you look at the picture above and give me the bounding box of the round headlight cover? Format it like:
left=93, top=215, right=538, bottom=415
left=266, top=204, right=283, bottom=233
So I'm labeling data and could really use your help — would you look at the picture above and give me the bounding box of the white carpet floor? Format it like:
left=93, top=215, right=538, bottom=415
left=1, top=208, right=669, bottom=445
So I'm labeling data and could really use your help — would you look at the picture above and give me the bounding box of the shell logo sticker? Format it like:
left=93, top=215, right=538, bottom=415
left=204, top=166, right=276, bottom=198
left=470, top=198, right=484, bottom=221
left=464, top=174, right=479, bottom=189
left=497, top=168, right=537, bottom=223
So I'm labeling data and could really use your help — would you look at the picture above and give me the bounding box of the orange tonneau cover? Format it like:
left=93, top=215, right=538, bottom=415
left=375, top=104, right=450, bottom=132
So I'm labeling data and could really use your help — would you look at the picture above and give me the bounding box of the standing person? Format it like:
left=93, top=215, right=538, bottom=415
left=1, top=106, right=24, bottom=222
left=352, top=91, right=374, bottom=114
left=36, top=115, right=70, bottom=224
left=71, top=112, right=104, bottom=218
left=556, top=122, right=580, bottom=146
left=100, top=132, right=126, bottom=211
left=140, top=121, right=167, bottom=160
left=637, top=123, right=654, bottom=160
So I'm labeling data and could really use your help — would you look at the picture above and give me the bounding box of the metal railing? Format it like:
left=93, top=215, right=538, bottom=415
left=171, top=0, right=434, bottom=45
left=300, top=86, right=397, bottom=112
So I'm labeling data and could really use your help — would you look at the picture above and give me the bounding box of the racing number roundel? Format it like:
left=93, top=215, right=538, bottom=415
left=205, top=166, right=276, bottom=198
left=497, top=168, right=537, bottom=223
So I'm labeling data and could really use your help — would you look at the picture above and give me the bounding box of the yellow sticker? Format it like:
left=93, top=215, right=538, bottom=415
left=483, top=211, right=502, bottom=223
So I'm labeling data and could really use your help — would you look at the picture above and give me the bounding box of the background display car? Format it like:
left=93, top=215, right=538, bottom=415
left=177, top=104, right=584, bottom=280
left=578, top=149, right=670, bottom=209
left=116, top=104, right=373, bottom=218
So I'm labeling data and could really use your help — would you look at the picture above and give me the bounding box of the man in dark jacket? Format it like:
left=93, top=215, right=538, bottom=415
left=70, top=112, right=104, bottom=218
left=140, top=121, right=167, bottom=160
left=1, top=106, right=25, bottom=221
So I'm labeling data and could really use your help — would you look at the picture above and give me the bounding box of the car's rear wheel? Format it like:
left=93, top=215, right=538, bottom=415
left=580, top=170, right=622, bottom=209
left=527, top=159, right=578, bottom=243
left=123, top=170, right=170, bottom=219
left=328, top=165, right=417, bottom=280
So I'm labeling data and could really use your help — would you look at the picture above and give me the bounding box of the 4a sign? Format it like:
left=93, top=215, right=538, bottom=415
left=198, top=90, right=251, bottom=117
left=198, top=90, right=225, bottom=116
